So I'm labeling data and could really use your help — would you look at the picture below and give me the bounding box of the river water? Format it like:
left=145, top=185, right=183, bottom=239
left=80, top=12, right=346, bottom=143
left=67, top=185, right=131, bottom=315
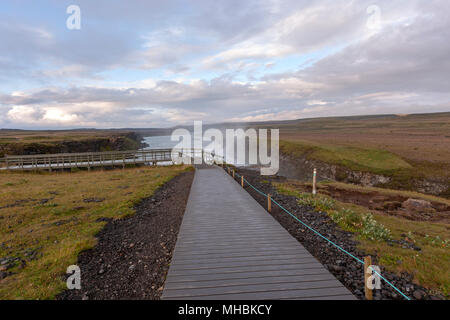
left=142, top=135, right=179, bottom=150
left=141, top=135, right=238, bottom=166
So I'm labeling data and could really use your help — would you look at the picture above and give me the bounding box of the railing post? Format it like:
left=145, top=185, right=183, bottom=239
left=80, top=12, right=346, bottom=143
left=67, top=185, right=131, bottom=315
left=241, top=175, right=244, bottom=187
left=232, top=169, right=235, bottom=179
left=267, top=194, right=272, bottom=212
left=312, top=168, right=317, bottom=195
left=364, top=256, right=373, bottom=300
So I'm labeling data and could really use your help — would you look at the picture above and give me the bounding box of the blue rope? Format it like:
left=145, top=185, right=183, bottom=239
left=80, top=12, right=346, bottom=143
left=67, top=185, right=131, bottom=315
left=227, top=168, right=411, bottom=300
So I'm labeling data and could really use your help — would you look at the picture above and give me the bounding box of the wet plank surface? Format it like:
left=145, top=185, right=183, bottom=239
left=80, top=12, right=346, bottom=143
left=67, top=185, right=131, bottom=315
left=162, top=167, right=355, bottom=300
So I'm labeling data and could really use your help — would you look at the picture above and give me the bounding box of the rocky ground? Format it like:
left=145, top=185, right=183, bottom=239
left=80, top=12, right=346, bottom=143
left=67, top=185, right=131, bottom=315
left=285, top=180, right=450, bottom=224
left=57, top=170, right=194, bottom=300
left=232, top=167, right=443, bottom=300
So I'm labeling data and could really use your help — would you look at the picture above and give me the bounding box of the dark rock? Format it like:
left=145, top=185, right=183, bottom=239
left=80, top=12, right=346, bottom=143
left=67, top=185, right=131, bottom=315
left=402, top=198, right=432, bottom=211
left=329, top=265, right=345, bottom=273
left=83, top=198, right=105, bottom=203
left=231, top=168, right=437, bottom=301
left=413, top=289, right=425, bottom=300
left=56, top=171, right=195, bottom=300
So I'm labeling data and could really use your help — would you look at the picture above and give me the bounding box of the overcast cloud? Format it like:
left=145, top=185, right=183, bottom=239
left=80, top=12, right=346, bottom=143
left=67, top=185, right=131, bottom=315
left=0, top=0, right=449, bottom=129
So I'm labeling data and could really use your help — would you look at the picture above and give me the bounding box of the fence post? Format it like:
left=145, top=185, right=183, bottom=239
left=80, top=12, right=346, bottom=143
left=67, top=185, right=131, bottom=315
left=267, top=194, right=272, bottom=212
left=232, top=169, right=235, bottom=179
left=241, top=176, right=244, bottom=187
left=312, top=168, right=317, bottom=195
left=364, top=256, right=373, bottom=300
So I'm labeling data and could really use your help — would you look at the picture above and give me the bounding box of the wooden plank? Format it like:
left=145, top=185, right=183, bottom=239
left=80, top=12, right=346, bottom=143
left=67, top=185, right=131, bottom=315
left=162, top=167, right=355, bottom=300
left=0, top=148, right=201, bottom=171
left=169, top=257, right=319, bottom=271
left=163, top=286, right=355, bottom=300
left=165, top=269, right=332, bottom=284
left=164, top=273, right=337, bottom=290
left=163, top=279, right=346, bottom=297
left=167, top=262, right=324, bottom=277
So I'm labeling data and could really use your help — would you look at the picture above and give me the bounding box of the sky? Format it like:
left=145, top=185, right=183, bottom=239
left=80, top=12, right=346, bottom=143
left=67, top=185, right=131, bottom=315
left=0, top=0, right=449, bottom=129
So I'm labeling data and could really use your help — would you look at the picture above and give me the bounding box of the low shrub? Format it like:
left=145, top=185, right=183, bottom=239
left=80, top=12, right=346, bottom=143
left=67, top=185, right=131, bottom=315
left=360, top=213, right=391, bottom=241
left=424, top=234, right=450, bottom=248
left=296, top=194, right=336, bottom=212
left=328, top=208, right=391, bottom=241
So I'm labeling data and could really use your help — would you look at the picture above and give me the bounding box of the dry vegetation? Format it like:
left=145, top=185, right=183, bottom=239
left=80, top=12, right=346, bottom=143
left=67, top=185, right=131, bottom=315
left=0, top=130, right=125, bottom=143
left=0, top=129, right=142, bottom=159
left=275, top=181, right=450, bottom=297
left=274, top=112, right=450, bottom=180
left=0, top=165, right=191, bottom=299
left=248, top=113, right=449, bottom=184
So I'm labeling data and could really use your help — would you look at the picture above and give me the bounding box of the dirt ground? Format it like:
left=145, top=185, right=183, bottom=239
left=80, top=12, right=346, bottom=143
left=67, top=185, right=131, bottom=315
left=57, top=170, right=194, bottom=300
left=284, top=180, right=450, bottom=223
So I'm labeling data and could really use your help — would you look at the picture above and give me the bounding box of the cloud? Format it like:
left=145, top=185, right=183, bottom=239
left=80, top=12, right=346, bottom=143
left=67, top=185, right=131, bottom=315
left=0, top=0, right=449, bottom=129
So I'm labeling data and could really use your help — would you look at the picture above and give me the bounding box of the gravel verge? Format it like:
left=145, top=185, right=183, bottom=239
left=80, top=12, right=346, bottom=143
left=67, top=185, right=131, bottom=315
left=232, top=167, right=442, bottom=300
left=57, top=170, right=194, bottom=300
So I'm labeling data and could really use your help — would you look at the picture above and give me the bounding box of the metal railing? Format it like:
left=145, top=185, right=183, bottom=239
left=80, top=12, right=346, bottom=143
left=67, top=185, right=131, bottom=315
left=0, top=148, right=224, bottom=171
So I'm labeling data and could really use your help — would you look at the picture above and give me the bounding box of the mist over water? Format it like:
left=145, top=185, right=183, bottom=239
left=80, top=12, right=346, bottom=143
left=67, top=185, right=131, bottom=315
left=141, top=133, right=254, bottom=166
left=142, top=136, right=178, bottom=150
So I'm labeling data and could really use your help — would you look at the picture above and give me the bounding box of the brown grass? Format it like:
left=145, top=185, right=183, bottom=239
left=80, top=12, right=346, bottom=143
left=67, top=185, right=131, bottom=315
left=0, top=165, right=191, bottom=299
left=273, top=113, right=450, bottom=179
left=275, top=181, right=450, bottom=297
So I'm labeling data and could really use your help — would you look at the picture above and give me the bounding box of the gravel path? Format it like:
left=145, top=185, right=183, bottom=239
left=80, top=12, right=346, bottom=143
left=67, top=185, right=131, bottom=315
left=234, top=168, right=440, bottom=300
left=58, top=170, right=194, bottom=300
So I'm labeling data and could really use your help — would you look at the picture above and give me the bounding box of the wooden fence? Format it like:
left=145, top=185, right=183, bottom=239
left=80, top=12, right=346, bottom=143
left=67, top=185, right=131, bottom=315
left=0, top=148, right=221, bottom=171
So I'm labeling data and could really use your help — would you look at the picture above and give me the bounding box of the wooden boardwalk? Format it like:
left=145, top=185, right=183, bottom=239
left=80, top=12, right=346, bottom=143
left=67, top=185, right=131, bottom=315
left=162, top=167, right=355, bottom=300
left=0, top=149, right=214, bottom=171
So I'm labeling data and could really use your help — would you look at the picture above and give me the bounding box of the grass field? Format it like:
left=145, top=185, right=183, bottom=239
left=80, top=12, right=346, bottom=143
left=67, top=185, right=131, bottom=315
left=275, top=181, right=450, bottom=297
left=0, top=129, right=142, bottom=158
left=0, top=165, right=191, bottom=299
left=260, top=112, right=450, bottom=182
left=280, top=140, right=412, bottom=174
left=0, top=130, right=127, bottom=143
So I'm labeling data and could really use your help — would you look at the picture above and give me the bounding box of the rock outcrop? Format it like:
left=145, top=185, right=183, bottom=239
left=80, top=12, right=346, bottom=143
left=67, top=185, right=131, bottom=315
left=0, top=132, right=143, bottom=157
left=278, top=152, right=449, bottom=198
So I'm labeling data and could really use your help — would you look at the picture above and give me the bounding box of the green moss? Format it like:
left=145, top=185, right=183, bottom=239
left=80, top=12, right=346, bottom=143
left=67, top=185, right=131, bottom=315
left=280, top=140, right=412, bottom=174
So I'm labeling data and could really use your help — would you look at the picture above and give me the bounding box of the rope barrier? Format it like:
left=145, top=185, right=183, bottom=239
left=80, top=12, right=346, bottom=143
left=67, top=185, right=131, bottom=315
left=228, top=166, right=411, bottom=300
